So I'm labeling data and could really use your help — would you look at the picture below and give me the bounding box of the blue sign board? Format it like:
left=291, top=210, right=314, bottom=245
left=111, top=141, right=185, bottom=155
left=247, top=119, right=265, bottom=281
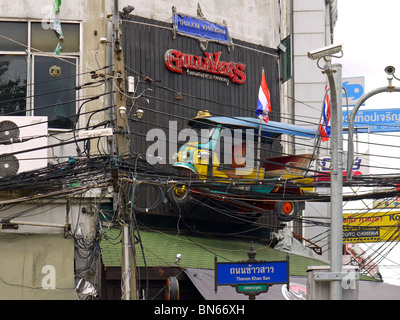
left=215, top=260, right=289, bottom=286
left=343, top=108, right=400, bottom=133
left=173, top=14, right=231, bottom=45
left=342, top=77, right=365, bottom=107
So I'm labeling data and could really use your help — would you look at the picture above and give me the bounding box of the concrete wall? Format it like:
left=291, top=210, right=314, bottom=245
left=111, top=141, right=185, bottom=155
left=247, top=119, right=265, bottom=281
left=292, top=0, right=335, bottom=261
left=115, top=0, right=283, bottom=48
left=293, top=0, right=329, bottom=132
left=0, top=0, right=336, bottom=258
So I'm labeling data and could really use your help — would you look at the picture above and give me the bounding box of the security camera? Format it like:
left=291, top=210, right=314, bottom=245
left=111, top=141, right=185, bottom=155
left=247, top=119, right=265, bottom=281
left=123, top=5, right=135, bottom=15
left=385, top=66, right=396, bottom=76
left=136, top=109, right=144, bottom=119
left=308, top=44, right=343, bottom=60
left=172, top=253, right=182, bottom=266
left=277, top=43, right=287, bottom=53
left=119, top=106, right=127, bottom=118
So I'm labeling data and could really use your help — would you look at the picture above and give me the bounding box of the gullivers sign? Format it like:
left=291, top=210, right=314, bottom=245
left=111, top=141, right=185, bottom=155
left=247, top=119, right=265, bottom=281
left=164, top=49, right=246, bottom=84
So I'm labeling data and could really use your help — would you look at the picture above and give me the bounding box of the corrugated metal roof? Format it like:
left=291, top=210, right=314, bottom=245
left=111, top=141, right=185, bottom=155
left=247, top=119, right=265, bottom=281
left=100, top=227, right=328, bottom=277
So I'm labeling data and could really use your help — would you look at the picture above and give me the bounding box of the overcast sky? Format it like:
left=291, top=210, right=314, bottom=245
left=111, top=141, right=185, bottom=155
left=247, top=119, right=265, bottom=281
left=334, top=0, right=400, bottom=108
left=334, top=1, right=400, bottom=286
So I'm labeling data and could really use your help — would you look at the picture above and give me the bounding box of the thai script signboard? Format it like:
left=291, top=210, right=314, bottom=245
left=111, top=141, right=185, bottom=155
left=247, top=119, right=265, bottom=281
left=343, top=108, right=400, bottom=133
left=215, top=260, right=289, bottom=286
left=343, top=212, right=400, bottom=243
left=214, top=244, right=289, bottom=299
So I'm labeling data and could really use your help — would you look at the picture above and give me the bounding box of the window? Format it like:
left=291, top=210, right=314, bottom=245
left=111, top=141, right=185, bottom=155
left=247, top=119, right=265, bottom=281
left=31, top=22, right=80, bottom=53
left=279, top=35, right=292, bottom=83
left=0, top=22, right=28, bottom=51
left=0, top=20, right=80, bottom=129
left=33, top=56, right=77, bottom=129
left=0, top=55, right=27, bottom=116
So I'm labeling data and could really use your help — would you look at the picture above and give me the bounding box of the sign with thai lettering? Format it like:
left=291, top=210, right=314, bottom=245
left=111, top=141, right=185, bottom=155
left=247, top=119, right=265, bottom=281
left=343, top=212, right=400, bottom=228
left=173, top=13, right=231, bottom=46
left=215, top=260, right=289, bottom=286
left=343, top=108, right=400, bottom=133
left=343, top=212, right=400, bottom=242
left=236, top=284, right=268, bottom=292
left=164, top=49, right=247, bottom=84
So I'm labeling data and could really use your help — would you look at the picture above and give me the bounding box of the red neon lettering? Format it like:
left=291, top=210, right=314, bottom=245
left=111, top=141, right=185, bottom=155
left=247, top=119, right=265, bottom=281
left=164, top=49, right=246, bottom=84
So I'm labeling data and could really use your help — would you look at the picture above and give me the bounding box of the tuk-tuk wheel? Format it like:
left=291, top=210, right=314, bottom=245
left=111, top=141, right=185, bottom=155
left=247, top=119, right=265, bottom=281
left=166, top=184, right=192, bottom=210
left=274, top=201, right=298, bottom=221
left=173, top=185, right=188, bottom=199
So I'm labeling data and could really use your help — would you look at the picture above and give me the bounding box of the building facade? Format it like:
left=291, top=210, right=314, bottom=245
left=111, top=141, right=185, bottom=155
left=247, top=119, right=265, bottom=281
left=0, top=0, right=337, bottom=299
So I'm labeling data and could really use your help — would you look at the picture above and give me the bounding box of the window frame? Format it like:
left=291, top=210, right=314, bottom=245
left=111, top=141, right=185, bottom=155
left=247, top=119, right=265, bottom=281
left=0, top=19, right=81, bottom=131
left=31, top=53, right=79, bottom=130
left=279, top=35, right=292, bottom=83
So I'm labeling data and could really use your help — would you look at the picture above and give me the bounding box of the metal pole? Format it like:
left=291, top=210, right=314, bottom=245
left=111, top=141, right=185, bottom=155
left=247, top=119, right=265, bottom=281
left=346, top=86, right=400, bottom=180
left=324, top=62, right=343, bottom=300
left=256, top=117, right=262, bottom=179
left=113, top=0, right=136, bottom=300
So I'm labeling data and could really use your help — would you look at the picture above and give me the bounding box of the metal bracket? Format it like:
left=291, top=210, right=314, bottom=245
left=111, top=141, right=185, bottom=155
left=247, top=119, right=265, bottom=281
left=313, top=271, right=360, bottom=281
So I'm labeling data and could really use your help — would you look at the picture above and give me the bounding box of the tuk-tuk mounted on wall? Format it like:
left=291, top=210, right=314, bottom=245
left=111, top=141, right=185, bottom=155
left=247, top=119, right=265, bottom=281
left=167, top=111, right=318, bottom=222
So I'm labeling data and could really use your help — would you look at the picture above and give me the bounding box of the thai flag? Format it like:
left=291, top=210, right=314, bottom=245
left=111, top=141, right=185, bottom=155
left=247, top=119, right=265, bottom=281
left=255, top=69, right=272, bottom=123
left=319, top=85, right=331, bottom=142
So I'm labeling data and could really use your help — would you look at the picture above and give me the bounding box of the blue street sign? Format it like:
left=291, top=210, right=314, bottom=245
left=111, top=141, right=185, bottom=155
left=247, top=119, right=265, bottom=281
left=215, top=260, right=289, bottom=286
left=343, top=108, right=400, bottom=133
left=174, top=14, right=230, bottom=44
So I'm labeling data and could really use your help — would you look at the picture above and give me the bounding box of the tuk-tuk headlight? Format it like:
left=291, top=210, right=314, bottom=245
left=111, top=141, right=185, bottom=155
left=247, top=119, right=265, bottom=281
left=182, top=150, right=190, bottom=160
left=197, top=150, right=210, bottom=159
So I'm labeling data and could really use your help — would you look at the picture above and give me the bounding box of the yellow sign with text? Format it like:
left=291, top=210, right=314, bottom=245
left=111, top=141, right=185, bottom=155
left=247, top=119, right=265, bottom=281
left=343, top=212, right=400, bottom=243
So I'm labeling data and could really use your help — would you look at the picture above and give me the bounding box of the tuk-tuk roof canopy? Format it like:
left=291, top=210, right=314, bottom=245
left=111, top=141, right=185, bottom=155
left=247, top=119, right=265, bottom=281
left=188, top=116, right=318, bottom=140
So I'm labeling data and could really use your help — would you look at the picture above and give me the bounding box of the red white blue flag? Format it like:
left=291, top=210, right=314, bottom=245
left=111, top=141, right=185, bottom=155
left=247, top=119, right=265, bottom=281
left=319, top=85, right=331, bottom=142
left=255, top=69, right=272, bottom=123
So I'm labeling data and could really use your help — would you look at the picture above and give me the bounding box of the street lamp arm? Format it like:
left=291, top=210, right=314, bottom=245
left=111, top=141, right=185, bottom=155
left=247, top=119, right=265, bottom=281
left=346, top=86, right=400, bottom=180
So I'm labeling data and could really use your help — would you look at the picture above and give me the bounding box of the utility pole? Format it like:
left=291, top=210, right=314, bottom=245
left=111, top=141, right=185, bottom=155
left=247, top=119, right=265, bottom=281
left=112, top=0, right=136, bottom=300
left=325, top=61, right=343, bottom=300
left=308, top=44, right=344, bottom=300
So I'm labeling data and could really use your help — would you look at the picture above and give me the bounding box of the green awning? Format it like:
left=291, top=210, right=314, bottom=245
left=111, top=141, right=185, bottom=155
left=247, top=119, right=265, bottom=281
left=100, top=228, right=328, bottom=277
left=0, top=233, right=76, bottom=300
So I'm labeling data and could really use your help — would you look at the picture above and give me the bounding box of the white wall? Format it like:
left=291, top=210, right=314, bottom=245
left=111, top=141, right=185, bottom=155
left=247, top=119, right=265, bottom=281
left=0, top=0, right=85, bottom=20
left=293, top=0, right=329, bottom=130
left=116, top=0, right=283, bottom=48
left=292, top=0, right=335, bottom=261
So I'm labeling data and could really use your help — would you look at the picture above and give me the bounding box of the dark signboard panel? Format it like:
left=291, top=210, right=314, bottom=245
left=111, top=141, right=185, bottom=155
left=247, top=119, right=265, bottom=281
left=123, top=15, right=280, bottom=156
left=122, top=14, right=281, bottom=233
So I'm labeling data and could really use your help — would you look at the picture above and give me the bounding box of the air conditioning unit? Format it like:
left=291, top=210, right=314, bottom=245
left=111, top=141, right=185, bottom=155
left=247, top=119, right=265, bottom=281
left=0, top=116, right=48, bottom=178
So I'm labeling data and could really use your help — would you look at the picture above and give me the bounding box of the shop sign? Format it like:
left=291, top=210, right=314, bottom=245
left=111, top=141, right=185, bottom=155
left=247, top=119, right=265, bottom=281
left=343, top=226, right=400, bottom=243
left=343, top=212, right=400, bottom=228
left=343, top=212, right=400, bottom=243
left=164, top=49, right=246, bottom=84
left=343, top=108, right=400, bottom=133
